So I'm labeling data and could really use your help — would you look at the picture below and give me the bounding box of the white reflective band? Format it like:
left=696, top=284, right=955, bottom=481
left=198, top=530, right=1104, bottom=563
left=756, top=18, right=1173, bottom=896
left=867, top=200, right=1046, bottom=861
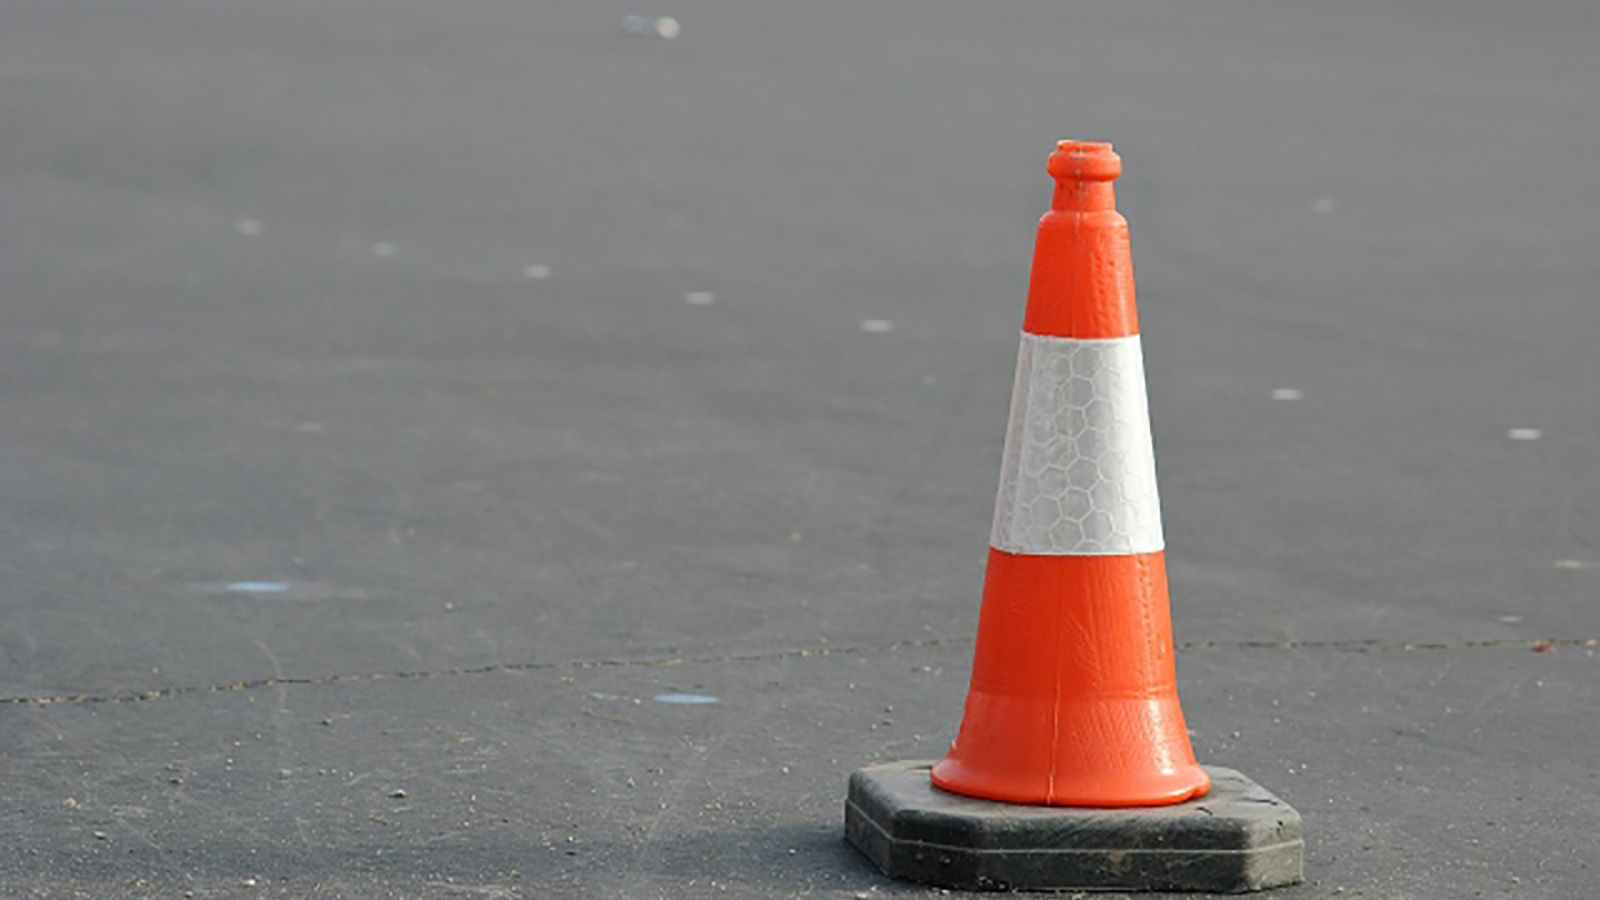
left=990, top=332, right=1165, bottom=555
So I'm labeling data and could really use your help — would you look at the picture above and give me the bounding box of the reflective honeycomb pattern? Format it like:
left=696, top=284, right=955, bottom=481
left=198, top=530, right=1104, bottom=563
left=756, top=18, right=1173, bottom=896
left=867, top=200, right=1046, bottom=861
left=990, top=333, right=1164, bottom=555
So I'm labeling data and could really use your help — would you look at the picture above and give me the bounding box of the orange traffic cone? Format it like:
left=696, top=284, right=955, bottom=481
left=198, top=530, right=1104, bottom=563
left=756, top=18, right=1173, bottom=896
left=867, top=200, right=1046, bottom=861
left=845, top=142, right=1302, bottom=893
left=929, top=140, right=1210, bottom=808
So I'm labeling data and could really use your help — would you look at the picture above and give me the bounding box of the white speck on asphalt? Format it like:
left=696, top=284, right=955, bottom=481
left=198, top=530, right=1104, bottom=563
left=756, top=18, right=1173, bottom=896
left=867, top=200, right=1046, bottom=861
left=655, top=16, right=681, bottom=38
left=1508, top=428, right=1542, bottom=441
left=524, top=264, right=551, bottom=279
left=390, top=789, right=408, bottom=799
left=372, top=242, right=396, bottom=257
left=236, top=219, right=262, bottom=235
left=1311, top=198, right=1336, bottom=214
left=1271, top=388, right=1304, bottom=401
left=860, top=319, right=894, bottom=334
left=228, top=582, right=288, bottom=594
left=654, top=693, right=719, bottom=705
left=684, top=291, right=716, bottom=305
left=1553, top=559, right=1597, bottom=570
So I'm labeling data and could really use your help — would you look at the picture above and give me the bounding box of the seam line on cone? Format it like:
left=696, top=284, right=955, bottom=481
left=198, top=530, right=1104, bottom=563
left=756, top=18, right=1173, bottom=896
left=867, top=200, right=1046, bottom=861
left=990, top=332, right=1164, bottom=555
left=1046, top=575, right=1067, bottom=803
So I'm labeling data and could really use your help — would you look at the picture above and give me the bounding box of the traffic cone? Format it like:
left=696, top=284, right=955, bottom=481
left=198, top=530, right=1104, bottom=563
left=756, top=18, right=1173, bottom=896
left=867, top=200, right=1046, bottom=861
left=929, top=140, right=1209, bottom=807
left=845, top=141, right=1302, bottom=893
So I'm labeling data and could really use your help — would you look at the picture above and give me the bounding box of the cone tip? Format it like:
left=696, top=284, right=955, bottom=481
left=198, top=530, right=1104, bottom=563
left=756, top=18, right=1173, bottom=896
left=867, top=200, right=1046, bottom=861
left=1048, top=140, right=1121, bottom=183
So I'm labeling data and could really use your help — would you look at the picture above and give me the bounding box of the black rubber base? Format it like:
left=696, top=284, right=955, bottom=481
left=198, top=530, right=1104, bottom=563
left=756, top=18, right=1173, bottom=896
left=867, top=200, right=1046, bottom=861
left=845, top=761, right=1303, bottom=893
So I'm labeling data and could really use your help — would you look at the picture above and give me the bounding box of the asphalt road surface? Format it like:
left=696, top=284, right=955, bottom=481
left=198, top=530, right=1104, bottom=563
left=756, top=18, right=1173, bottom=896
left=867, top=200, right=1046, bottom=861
left=3, top=1, right=1598, bottom=897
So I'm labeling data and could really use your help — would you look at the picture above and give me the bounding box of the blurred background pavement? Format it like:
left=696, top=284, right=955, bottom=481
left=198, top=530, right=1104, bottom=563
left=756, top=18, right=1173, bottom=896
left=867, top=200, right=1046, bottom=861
left=2, top=1, right=1598, bottom=896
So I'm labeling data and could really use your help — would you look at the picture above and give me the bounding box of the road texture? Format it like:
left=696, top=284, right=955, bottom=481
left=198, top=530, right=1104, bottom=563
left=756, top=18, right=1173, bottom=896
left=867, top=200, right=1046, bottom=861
left=2, top=1, right=1598, bottom=897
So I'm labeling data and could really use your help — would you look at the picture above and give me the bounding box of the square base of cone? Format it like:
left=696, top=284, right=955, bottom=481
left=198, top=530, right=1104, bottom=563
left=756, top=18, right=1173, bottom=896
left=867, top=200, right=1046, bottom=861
left=845, top=761, right=1303, bottom=893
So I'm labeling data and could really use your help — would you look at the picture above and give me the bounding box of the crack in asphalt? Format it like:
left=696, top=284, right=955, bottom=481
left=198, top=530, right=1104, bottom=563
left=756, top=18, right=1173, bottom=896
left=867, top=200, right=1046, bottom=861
left=3, top=635, right=1593, bottom=709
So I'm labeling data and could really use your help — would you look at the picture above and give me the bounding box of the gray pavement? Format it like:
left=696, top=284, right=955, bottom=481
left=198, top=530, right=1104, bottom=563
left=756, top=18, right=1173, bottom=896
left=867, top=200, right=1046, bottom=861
left=2, top=1, right=1598, bottom=897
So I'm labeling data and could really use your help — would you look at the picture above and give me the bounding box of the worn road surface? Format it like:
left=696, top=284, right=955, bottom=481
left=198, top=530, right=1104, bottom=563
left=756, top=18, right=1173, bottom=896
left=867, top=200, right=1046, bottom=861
left=3, top=1, right=1598, bottom=897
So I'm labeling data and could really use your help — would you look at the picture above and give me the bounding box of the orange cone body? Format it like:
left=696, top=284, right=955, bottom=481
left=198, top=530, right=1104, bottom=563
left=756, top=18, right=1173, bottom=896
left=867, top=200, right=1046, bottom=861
left=930, top=141, right=1210, bottom=808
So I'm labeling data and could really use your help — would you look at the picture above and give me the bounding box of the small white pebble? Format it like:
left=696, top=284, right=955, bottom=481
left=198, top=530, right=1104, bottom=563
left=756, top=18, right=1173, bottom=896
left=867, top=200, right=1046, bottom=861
left=684, top=291, right=716, bottom=306
left=1270, top=388, right=1303, bottom=401
left=227, top=581, right=288, bottom=594
left=243, top=877, right=257, bottom=887
left=655, top=16, right=681, bottom=38
left=63, top=798, right=78, bottom=810
left=1507, top=428, right=1542, bottom=441
left=524, top=264, right=551, bottom=279
left=236, top=219, right=262, bottom=236
left=654, top=693, right=719, bottom=705
left=389, top=789, right=408, bottom=799
left=372, top=242, right=396, bottom=257
left=1311, top=198, right=1336, bottom=214
left=859, top=319, right=894, bottom=334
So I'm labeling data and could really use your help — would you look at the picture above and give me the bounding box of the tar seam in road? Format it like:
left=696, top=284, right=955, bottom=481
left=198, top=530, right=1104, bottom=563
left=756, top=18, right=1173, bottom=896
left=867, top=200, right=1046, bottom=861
left=3, top=635, right=1594, bottom=709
